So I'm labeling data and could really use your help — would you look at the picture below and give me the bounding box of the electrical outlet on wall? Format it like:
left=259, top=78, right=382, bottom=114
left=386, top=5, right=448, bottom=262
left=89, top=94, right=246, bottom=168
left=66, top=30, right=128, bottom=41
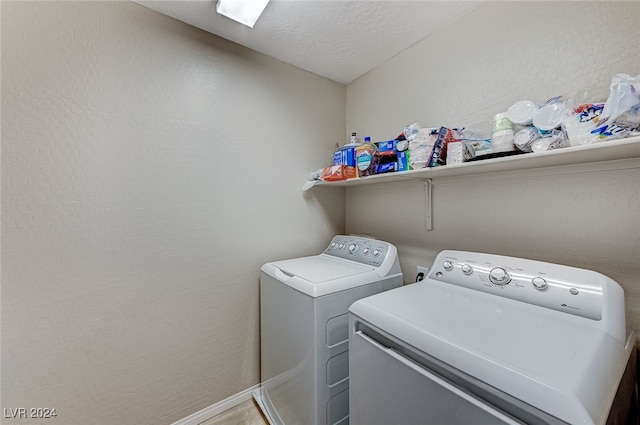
left=416, top=266, right=429, bottom=282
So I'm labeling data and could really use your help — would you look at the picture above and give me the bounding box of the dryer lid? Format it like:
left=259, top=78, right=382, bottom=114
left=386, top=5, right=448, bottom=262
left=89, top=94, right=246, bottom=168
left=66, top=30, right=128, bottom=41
left=349, top=279, right=631, bottom=425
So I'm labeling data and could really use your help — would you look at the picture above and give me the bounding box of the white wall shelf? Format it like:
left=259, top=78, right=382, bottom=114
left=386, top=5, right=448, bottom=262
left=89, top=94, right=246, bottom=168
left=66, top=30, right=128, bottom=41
left=312, top=136, right=640, bottom=188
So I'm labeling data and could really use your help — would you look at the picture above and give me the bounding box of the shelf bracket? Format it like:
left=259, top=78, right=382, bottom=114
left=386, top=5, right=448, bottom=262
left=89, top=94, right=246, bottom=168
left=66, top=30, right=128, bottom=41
left=425, top=179, right=432, bottom=231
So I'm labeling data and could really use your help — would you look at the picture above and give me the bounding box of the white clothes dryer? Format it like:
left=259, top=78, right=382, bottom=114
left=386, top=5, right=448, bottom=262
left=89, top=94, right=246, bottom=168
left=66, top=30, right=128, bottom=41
left=254, top=235, right=402, bottom=425
left=349, top=250, right=636, bottom=425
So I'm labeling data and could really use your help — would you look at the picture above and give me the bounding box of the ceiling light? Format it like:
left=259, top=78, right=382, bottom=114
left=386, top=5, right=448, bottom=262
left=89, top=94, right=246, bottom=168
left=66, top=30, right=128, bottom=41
left=216, top=0, right=270, bottom=28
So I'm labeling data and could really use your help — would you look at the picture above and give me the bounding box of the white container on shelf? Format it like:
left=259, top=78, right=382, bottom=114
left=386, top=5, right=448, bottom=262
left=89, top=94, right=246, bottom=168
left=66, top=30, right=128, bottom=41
left=507, top=100, right=538, bottom=126
left=491, top=112, right=516, bottom=152
left=533, top=102, right=567, bottom=132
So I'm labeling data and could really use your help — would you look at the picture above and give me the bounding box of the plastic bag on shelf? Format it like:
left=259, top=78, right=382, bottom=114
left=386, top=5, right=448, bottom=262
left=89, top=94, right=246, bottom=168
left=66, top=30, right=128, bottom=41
left=562, top=103, right=606, bottom=146
left=599, top=73, right=640, bottom=127
left=403, top=122, right=421, bottom=141
left=302, top=168, right=324, bottom=191
left=530, top=130, right=569, bottom=152
left=563, top=109, right=640, bottom=146
left=562, top=74, right=640, bottom=146
left=408, top=128, right=439, bottom=169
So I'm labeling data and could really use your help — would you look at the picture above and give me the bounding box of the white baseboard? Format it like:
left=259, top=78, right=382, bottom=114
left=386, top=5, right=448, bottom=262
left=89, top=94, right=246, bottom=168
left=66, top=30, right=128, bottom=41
left=171, top=384, right=260, bottom=425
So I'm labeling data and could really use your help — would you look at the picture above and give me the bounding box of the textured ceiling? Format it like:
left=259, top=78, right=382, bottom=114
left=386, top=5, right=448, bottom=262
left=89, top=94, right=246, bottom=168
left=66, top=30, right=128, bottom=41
left=133, top=0, right=481, bottom=85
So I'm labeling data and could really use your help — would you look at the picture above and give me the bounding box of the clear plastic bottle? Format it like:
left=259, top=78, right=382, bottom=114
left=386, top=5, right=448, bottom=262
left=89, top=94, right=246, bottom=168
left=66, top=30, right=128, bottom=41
left=356, top=137, right=378, bottom=177
left=348, top=132, right=360, bottom=145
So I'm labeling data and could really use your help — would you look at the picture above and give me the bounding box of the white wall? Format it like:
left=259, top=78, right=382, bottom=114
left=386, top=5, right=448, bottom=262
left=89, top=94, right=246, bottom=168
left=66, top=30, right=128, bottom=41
left=346, top=2, right=640, bottom=328
left=1, top=2, right=345, bottom=424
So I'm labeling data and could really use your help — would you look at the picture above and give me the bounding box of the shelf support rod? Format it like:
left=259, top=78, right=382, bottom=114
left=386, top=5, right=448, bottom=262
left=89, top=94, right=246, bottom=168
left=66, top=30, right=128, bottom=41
left=425, top=179, right=432, bottom=231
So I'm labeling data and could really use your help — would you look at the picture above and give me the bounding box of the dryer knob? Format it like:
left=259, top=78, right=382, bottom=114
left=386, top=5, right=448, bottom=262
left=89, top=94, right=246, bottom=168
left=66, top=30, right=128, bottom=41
left=348, top=244, right=358, bottom=254
left=461, top=264, right=473, bottom=275
left=489, top=267, right=511, bottom=285
left=443, top=261, right=453, bottom=271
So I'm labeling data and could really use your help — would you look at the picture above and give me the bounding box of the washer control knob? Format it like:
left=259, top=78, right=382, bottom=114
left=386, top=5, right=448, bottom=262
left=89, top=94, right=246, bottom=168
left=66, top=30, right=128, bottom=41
left=338, top=243, right=344, bottom=249
left=461, top=264, right=473, bottom=275
left=489, top=267, right=510, bottom=285
left=443, top=261, right=453, bottom=271
left=373, top=249, right=381, bottom=257
left=348, top=244, right=358, bottom=254
left=531, top=277, right=548, bottom=290
left=363, top=248, right=370, bottom=255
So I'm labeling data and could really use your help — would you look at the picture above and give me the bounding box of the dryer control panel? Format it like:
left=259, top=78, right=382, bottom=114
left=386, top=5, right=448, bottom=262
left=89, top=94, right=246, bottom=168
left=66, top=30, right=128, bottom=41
left=324, top=235, right=391, bottom=267
left=427, top=250, right=624, bottom=323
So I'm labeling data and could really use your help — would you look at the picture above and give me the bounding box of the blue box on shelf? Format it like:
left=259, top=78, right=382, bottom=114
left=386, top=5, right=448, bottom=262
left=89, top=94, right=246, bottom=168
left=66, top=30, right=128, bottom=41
left=376, top=140, right=396, bottom=153
left=333, top=146, right=356, bottom=167
left=397, top=151, right=409, bottom=172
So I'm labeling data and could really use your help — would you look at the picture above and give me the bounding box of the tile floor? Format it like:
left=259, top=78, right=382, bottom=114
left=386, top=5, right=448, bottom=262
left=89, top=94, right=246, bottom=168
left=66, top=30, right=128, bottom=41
left=200, top=399, right=268, bottom=425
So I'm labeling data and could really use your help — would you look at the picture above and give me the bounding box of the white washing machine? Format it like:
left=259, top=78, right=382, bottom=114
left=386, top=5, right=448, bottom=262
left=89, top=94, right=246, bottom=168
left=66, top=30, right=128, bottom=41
left=254, top=235, right=403, bottom=425
left=349, top=250, right=636, bottom=425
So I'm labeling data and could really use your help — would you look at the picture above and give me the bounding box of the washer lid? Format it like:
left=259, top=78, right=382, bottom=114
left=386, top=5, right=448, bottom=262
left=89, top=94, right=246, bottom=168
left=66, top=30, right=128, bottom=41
left=349, top=280, right=631, bottom=425
left=272, top=255, right=373, bottom=282
left=263, top=254, right=387, bottom=297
